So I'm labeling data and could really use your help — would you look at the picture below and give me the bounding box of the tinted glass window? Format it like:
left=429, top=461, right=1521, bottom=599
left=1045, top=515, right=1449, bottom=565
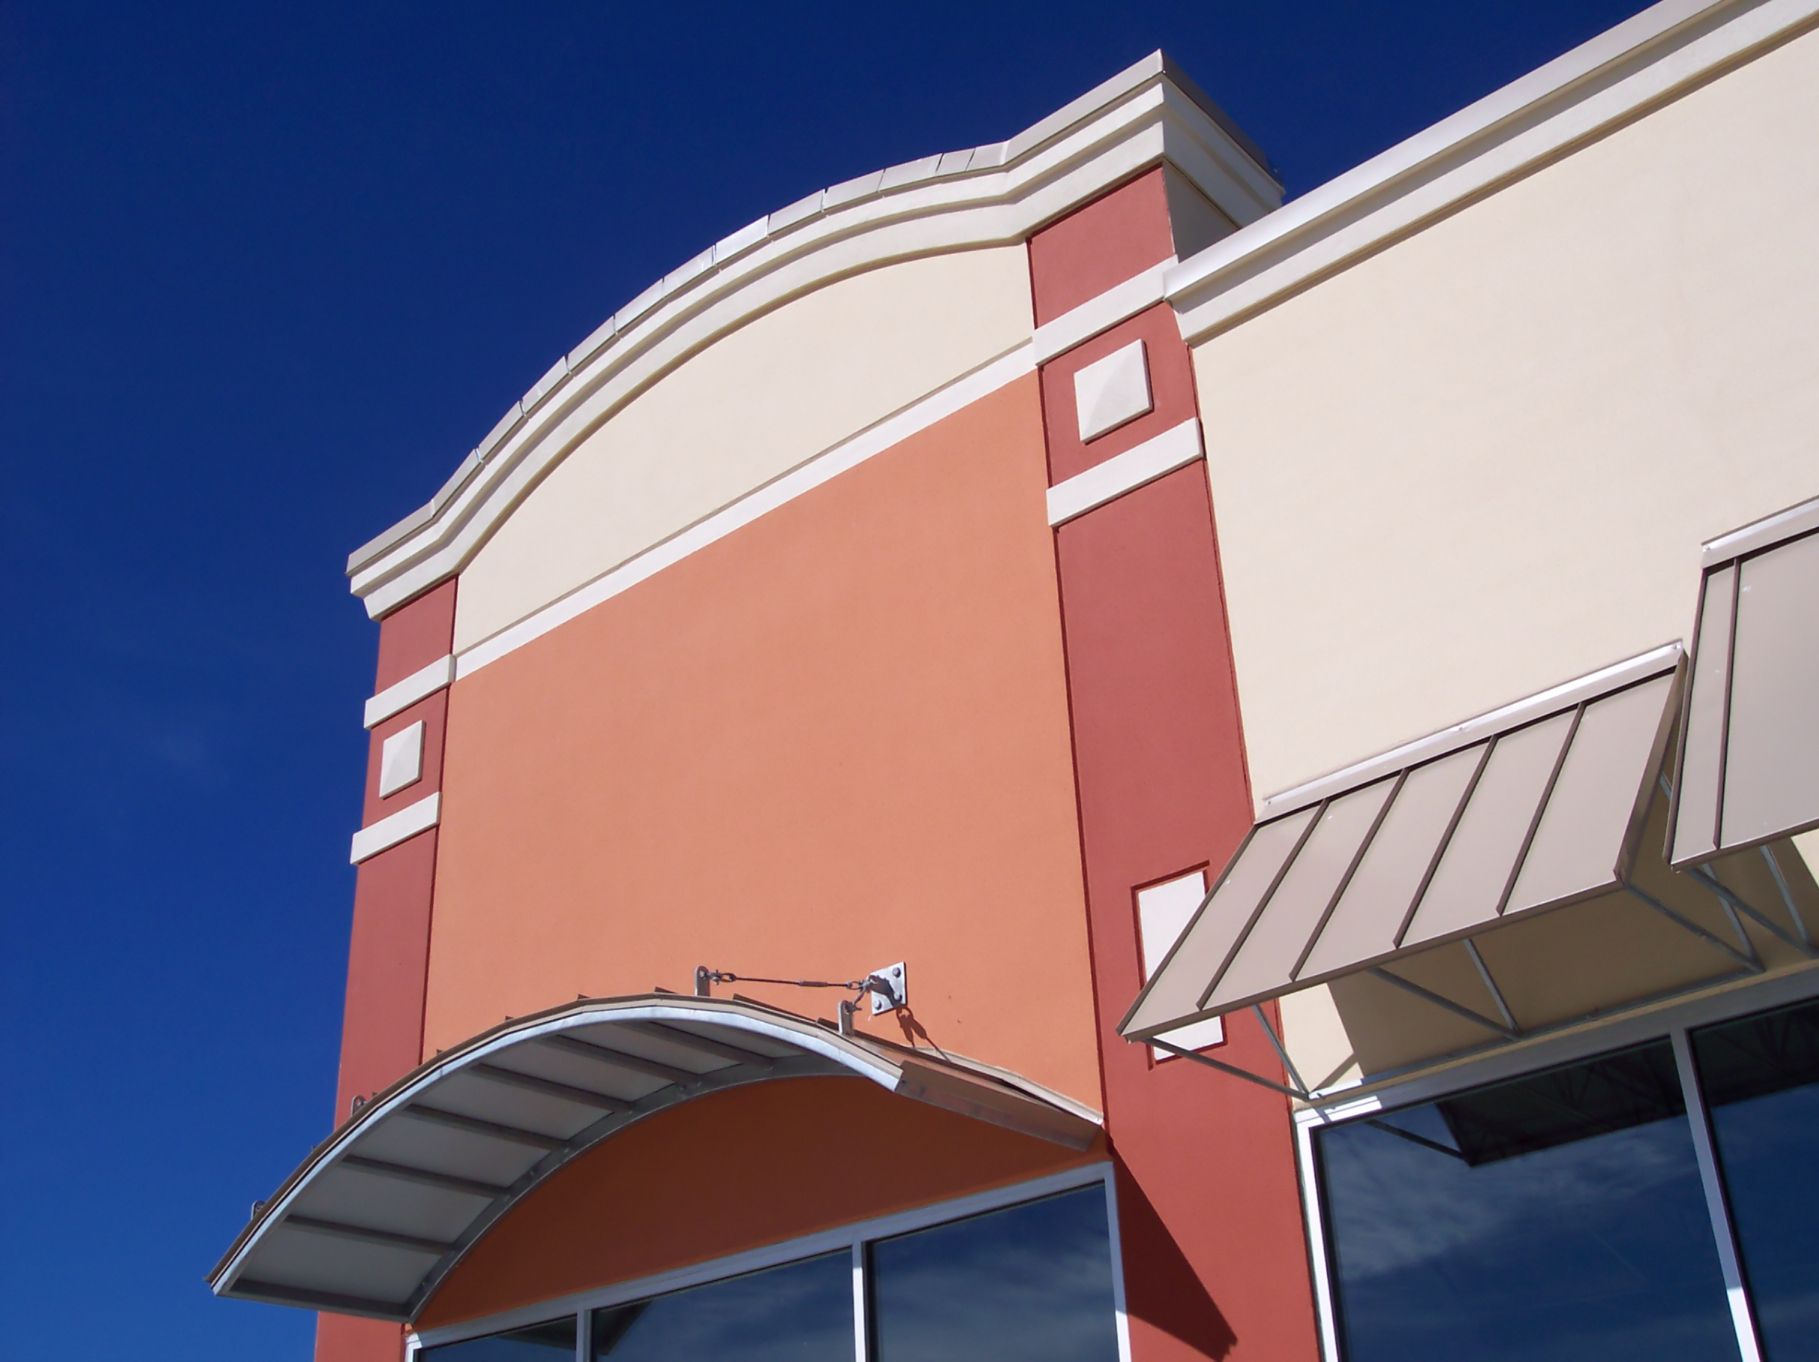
left=868, top=1185, right=1119, bottom=1362
left=1694, top=996, right=1819, bottom=1360
left=1315, top=1042, right=1736, bottom=1361
left=424, top=1317, right=576, bottom=1361
left=590, top=1250, right=850, bottom=1361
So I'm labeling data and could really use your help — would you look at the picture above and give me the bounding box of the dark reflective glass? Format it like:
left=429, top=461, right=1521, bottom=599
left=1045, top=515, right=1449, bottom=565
left=590, top=1250, right=850, bottom=1361
left=1694, top=996, right=1819, bottom=1360
left=868, top=1185, right=1119, bottom=1362
left=423, top=1317, right=576, bottom=1361
left=1315, top=1042, right=1736, bottom=1362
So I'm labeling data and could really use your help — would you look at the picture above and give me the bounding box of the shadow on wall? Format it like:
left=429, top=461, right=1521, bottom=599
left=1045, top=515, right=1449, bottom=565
left=1114, top=1158, right=1238, bottom=1359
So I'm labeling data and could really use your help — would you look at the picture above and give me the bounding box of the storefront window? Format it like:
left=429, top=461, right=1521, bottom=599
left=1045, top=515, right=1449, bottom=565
left=590, top=1250, right=851, bottom=1360
left=1314, top=1042, right=1736, bottom=1361
left=423, top=1317, right=577, bottom=1360
left=1693, top=996, right=1819, bottom=1361
left=416, top=1179, right=1120, bottom=1362
left=866, top=1185, right=1119, bottom=1362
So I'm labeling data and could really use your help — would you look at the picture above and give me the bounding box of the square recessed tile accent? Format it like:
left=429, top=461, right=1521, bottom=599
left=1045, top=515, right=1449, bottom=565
left=378, top=721, right=426, bottom=798
left=1137, top=869, right=1225, bottom=1056
left=1072, top=338, right=1152, bottom=442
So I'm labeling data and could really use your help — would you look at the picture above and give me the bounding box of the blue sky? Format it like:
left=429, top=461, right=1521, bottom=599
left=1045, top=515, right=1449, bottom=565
left=2, top=2, right=1651, bottom=1355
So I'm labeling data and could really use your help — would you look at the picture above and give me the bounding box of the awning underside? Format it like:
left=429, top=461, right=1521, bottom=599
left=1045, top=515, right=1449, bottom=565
left=211, top=996, right=1099, bottom=1322
left=1121, top=651, right=1819, bottom=1088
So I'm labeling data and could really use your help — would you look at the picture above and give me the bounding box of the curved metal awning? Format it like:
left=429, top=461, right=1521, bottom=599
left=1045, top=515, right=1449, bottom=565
left=210, top=994, right=1099, bottom=1321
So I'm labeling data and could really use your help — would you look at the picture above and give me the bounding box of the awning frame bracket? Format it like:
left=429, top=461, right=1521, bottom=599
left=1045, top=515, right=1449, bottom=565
left=1464, top=939, right=1521, bottom=1034
left=1150, top=1029, right=1311, bottom=1104
left=1689, top=864, right=1816, bottom=960
left=1624, top=881, right=1764, bottom=975
left=1368, top=965, right=1519, bottom=1041
left=1759, top=844, right=1814, bottom=951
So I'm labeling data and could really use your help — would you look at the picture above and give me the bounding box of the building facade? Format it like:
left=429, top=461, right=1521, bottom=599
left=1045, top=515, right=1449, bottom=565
left=214, top=3, right=1819, bottom=1359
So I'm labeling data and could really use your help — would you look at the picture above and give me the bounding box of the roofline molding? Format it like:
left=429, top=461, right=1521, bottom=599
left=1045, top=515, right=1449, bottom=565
left=346, top=52, right=1281, bottom=619
left=1167, top=0, right=1819, bottom=344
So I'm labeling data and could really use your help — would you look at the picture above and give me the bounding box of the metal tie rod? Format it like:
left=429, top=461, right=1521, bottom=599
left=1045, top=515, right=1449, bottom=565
left=1369, top=966, right=1518, bottom=1040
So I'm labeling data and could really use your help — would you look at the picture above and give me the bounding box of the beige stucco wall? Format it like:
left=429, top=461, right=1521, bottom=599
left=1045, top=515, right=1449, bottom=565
left=1194, top=24, right=1819, bottom=803
left=453, top=247, right=1033, bottom=651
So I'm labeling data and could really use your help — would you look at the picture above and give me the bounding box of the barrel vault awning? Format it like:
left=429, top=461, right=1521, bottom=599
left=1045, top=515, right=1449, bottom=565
left=210, top=995, right=1100, bottom=1322
left=1121, top=644, right=1818, bottom=1077
left=1671, top=494, right=1819, bottom=868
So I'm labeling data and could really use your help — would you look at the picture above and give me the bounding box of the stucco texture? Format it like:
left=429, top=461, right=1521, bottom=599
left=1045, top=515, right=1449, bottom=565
left=1193, top=26, right=1819, bottom=800
left=426, top=375, right=1102, bottom=1107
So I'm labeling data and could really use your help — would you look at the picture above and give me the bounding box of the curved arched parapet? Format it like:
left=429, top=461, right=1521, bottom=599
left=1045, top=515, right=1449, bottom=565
left=208, top=994, right=1100, bottom=1322
left=345, top=51, right=1280, bottom=623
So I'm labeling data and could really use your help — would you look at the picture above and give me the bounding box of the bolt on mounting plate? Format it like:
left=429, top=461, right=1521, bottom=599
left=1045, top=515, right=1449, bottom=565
left=868, top=962, right=908, bottom=1015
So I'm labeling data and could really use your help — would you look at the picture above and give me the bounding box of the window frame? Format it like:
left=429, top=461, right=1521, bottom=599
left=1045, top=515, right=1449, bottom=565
left=406, top=1162, right=1131, bottom=1362
left=1293, top=966, right=1819, bottom=1362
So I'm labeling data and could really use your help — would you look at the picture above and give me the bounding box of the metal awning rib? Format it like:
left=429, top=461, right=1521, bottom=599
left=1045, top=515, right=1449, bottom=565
left=1671, top=494, right=1819, bottom=867
left=1122, top=649, right=1687, bottom=1042
left=1123, top=639, right=1819, bottom=1091
left=211, top=995, right=1100, bottom=1323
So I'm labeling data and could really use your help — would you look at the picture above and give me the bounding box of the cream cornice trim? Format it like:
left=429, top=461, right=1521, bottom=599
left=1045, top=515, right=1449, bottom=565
left=453, top=342, right=1035, bottom=678
left=346, top=54, right=1282, bottom=620
left=1168, top=0, right=1819, bottom=344
left=1046, top=419, right=1204, bottom=527
left=349, top=793, right=441, bottom=865
left=362, top=655, right=454, bottom=729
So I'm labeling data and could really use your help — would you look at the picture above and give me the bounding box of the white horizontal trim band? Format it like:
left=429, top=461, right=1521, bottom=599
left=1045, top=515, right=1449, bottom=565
left=363, top=655, right=454, bottom=728
left=456, top=343, right=1036, bottom=678
left=1046, top=418, right=1204, bottom=527
left=1167, top=0, right=1816, bottom=342
left=349, top=793, right=441, bottom=865
left=1031, top=259, right=1175, bottom=363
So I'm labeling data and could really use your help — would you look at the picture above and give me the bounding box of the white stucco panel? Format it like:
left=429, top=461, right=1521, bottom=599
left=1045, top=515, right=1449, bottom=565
left=455, top=246, right=1032, bottom=651
left=1194, top=26, right=1819, bottom=802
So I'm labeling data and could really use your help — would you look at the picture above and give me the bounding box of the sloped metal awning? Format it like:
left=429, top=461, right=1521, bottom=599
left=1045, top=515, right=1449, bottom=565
left=1120, top=645, right=1818, bottom=1085
left=1671, top=494, right=1819, bottom=867
left=210, top=995, right=1100, bottom=1322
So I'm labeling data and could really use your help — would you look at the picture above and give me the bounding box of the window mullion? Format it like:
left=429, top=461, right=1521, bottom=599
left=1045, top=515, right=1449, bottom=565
left=1671, top=1026, right=1766, bottom=1362
left=850, top=1241, right=869, bottom=1362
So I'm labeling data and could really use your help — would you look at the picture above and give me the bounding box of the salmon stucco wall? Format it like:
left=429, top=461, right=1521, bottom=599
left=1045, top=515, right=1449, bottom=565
left=425, top=374, right=1103, bottom=1108
left=416, top=1076, right=1100, bottom=1329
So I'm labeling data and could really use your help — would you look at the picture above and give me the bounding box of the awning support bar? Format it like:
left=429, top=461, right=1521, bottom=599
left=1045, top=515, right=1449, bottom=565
left=1761, top=844, right=1814, bottom=950
left=1150, top=1036, right=1309, bottom=1102
left=287, top=1216, right=457, bottom=1256
left=1689, top=865, right=1816, bottom=959
left=1464, top=939, right=1521, bottom=1034
left=1369, top=966, right=1518, bottom=1040
left=1253, top=1004, right=1311, bottom=1096
left=339, top=1154, right=512, bottom=1200
left=1625, top=883, right=1765, bottom=974
left=394, top=1105, right=567, bottom=1151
